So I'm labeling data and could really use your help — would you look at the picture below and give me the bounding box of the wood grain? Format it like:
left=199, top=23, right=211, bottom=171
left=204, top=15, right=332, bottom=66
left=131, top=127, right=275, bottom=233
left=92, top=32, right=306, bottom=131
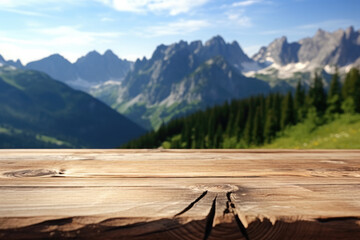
left=0, top=149, right=359, bottom=239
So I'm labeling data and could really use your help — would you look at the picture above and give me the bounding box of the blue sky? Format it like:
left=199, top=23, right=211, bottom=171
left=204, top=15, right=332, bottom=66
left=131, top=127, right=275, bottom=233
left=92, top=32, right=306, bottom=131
left=0, top=0, right=359, bottom=64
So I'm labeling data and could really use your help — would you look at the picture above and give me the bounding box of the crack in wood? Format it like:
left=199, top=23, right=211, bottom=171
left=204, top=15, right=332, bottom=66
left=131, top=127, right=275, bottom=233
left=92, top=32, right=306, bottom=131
left=225, top=191, right=250, bottom=240
left=316, top=217, right=360, bottom=223
left=174, top=190, right=208, bottom=217
left=174, top=189, right=251, bottom=239
left=203, top=196, right=217, bottom=240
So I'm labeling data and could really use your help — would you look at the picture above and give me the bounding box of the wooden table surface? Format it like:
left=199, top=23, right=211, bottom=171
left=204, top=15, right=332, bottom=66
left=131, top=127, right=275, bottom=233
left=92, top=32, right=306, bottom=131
left=0, top=149, right=359, bottom=239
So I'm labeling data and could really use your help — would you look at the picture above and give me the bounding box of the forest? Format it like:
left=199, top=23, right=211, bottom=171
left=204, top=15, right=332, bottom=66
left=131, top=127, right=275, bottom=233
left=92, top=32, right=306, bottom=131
left=121, top=68, right=360, bottom=149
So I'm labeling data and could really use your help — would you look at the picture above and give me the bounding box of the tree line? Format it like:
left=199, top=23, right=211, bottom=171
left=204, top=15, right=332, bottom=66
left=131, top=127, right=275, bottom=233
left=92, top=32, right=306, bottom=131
left=121, top=68, right=360, bottom=149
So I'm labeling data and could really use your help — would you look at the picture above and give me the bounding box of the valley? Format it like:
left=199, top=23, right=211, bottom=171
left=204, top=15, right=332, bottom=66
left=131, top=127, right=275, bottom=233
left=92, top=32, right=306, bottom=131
left=1, top=26, right=359, bottom=147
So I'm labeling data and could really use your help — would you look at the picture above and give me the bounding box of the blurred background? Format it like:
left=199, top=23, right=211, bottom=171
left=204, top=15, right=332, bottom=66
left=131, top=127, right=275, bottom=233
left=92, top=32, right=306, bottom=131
left=0, top=0, right=359, bottom=149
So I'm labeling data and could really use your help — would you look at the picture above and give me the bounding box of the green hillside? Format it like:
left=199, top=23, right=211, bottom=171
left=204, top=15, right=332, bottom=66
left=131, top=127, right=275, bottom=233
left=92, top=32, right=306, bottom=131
left=262, top=114, right=360, bottom=149
left=0, top=67, right=145, bottom=148
left=122, top=68, right=360, bottom=149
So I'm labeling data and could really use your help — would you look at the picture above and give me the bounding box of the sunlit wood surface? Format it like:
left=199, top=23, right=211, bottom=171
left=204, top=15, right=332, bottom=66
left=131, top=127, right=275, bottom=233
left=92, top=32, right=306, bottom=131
left=0, top=149, right=359, bottom=239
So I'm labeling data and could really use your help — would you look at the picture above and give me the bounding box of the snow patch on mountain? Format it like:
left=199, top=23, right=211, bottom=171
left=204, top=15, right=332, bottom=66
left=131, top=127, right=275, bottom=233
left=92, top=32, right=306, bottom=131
left=245, top=61, right=357, bottom=81
left=92, top=80, right=122, bottom=89
left=244, top=61, right=312, bottom=78
left=241, top=61, right=263, bottom=73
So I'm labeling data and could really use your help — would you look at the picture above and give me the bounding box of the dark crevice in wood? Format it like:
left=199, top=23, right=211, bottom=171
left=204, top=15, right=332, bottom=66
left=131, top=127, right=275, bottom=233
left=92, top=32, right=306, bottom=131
left=174, top=191, right=208, bottom=217
left=316, top=217, right=360, bottom=223
left=225, top=191, right=250, bottom=240
left=203, top=196, right=217, bottom=240
left=32, top=217, right=73, bottom=227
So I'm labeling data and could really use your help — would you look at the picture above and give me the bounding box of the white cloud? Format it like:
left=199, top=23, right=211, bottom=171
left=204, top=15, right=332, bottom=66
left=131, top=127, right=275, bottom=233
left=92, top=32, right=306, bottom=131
left=0, top=0, right=79, bottom=7
left=226, top=12, right=252, bottom=27
left=98, top=0, right=209, bottom=15
left=221, top=0, right=270, bottom=28
left=0, top=7, right=47, bottom=16
left=142, top=19, right=209, bottom=37
left=33, top=26, right=121, bottom=46
left=232, top=0, right=263, bottom=7
left=0, top=0, right=87, bottom=17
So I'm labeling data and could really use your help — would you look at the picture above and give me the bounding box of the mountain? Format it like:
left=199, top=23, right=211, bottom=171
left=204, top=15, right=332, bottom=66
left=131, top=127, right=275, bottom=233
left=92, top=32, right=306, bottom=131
left=5, top=27, right=359, bottom=133
left=25, top=54, right=77, bottom=84
left=252, top=36, right=300, bottom=66
left=0, top=67, right=145, bottom=148
left=75, top=50, right=133, bottom=83
left=164, top=56, right=270, bottom=106
left=249, top=26, right=360, bottom=86
left=26, top=50, right=133, bottom=90
left=92, top=36, right=269, bottom=130
left=0, top=54, right=23, bottom=69
left=253, top=26, right=360, bottom=67
left=122, top=67, right=360, bottom=149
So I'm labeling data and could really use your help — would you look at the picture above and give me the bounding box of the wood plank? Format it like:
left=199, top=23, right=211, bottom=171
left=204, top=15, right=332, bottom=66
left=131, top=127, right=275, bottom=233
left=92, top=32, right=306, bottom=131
left=0, top=149, right=359, bottom=239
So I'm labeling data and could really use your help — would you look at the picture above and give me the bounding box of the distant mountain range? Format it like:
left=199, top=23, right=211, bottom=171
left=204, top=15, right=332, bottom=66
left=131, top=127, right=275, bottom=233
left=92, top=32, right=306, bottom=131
left=1, top=26, right=359, bottom=131
left=248, top=26, right=360, bottom=86
left=0, top=67, right=144, bottom=148
left=1, top=50, right=133, bottom=90
left=0, top=55, right=23, bottom=69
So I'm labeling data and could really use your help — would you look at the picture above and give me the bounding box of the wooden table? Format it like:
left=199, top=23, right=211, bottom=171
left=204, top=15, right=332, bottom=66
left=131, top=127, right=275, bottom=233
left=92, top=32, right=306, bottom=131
left=0, top=150, right=359, bottom=239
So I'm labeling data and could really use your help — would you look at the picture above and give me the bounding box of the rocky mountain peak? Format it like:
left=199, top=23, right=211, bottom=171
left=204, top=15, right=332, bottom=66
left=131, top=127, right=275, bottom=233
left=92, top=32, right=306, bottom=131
left=253, top=26, right=360, bottom=67
left=80, top=50, right=102, bottom=61
left=315, top=28, right=326, bottom=37
left=254, top=36, right=299, bottom=65
left=205, top=35, right=226, bottom=47
left=151, top=44, right=167, bottom=60
left=189, top=40, right=203, bottom=53
left=46, top=54, right=71, bottom=63
left=104, top=49, right=116, bottom=57
left=268, top=36, right=288, bottom=50
left=345, top=26, right=354, bottom=37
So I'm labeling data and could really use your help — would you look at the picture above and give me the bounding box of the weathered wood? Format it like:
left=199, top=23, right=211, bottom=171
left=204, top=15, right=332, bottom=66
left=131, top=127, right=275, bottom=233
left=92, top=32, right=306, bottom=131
left=0, top=149, right=359, bottom=239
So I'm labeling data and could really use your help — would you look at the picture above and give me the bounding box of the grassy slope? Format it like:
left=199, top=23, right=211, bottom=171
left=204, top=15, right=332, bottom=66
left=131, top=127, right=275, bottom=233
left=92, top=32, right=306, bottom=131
left=262, top=114, right=360, bottom=149
left=0, top=68, right=145, bottom=148
left=159, top=114, right=360, bottom=149
left=0, top=125, right=74, bottom=148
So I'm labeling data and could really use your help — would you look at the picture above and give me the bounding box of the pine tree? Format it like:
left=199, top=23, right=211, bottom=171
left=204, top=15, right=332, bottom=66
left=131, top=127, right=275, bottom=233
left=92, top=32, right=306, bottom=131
left=236, top=102, right=248, bottom=140
left=225, top=113, right=235, bottom=137
left=264, top=109, right=277, bottom=143
left=252, top=107, right=264, bottom=145
left=273, top=93, right=282, bottom=131
left=294, top=81, right=306, bottom=122
left=194, top=116, right=206, bottom=148
left=281, top=92, right=295, bottom=129
left=181, top=120, right=192, bottom=148
left=342, top=68, right=360, bottom=113
left=342, top=69, right=352, bottom=100
left=207, top=111, right=215, bottom=148
left=214, top=124, right=223, bottom=148
left=327, top=71, right=342, bottom=115
left=243, top=109, right=254, bottom=146
left=354, top=69, right=360, bottom=113
left=308, top=73, right=327, bottom=115
left=233, top=110, right=242, bottom=141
